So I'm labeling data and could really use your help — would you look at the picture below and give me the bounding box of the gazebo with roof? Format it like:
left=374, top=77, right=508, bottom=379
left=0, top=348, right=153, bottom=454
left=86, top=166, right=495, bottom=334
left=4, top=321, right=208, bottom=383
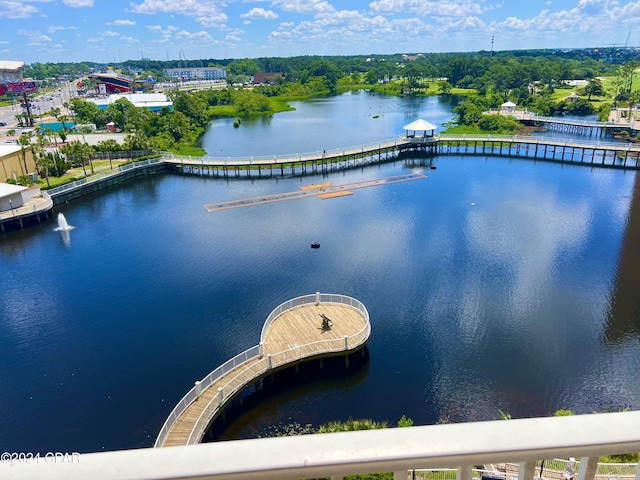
left=403, top=119, right=437, bottom=138
left=501, top=101, right=517, bottom=112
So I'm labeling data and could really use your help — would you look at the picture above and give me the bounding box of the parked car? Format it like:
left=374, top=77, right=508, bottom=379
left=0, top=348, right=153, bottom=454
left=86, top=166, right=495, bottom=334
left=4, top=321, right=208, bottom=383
left=0, top=122, right=7, bottom=126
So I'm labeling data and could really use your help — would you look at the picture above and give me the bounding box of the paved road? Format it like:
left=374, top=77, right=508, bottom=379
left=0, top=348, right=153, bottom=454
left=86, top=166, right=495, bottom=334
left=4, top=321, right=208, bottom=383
left=1, top=82, right=77, bottom=135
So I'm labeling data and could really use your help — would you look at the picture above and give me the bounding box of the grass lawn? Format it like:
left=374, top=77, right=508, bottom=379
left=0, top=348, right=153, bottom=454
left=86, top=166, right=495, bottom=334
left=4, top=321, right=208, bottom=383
left=38, top=158, right=130, bottom=189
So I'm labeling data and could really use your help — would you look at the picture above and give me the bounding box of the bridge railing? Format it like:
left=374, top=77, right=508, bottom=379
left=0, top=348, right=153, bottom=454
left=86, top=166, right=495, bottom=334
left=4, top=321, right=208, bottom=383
left=187, top=314, right=371, bottom=445
left=46, top=157, right=164, bottom=197
left=154, top=344, right=261, bottom=448
left=162, top=138, right=404, bottom=166
left=436, top=134, right=639, bottom=150
left=260, top=292, right=370, bottom=345
left=157, top=293, right=369, bottom=447
left=0, top=190, right=53, bottom=221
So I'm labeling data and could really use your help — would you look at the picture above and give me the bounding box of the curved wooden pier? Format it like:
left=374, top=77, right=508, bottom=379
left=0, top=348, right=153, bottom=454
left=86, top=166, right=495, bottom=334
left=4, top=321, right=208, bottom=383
left=155, top=293, right=370, bottom=448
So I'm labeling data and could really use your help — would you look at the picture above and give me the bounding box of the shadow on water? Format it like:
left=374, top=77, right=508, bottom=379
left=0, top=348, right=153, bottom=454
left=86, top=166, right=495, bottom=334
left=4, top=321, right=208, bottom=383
left=604, top=173, right=640, bottom=343
left=205, top=348, right=371, bottom=442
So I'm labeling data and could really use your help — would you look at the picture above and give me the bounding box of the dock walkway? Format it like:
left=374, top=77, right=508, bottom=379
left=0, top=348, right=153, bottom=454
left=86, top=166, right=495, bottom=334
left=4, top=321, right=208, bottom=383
left=155, top=293, right=370, bottom=448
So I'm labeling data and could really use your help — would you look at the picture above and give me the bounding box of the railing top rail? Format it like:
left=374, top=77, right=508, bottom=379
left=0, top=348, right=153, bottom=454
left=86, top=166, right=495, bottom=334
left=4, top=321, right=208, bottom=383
left=12, top=411, right=640, bottom=480
left=154, top=344, right=260, bottom=447
left=163, top=138, right=403, bottom=165
left=436, top=134, right=639, bottom=150
left=186, top=319, right=368, bottom=445
left=259, top=292, right=369, bottom=344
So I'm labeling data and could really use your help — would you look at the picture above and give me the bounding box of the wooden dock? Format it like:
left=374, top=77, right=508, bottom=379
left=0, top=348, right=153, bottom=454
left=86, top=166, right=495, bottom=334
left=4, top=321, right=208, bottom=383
left=203, top=173, right=426, bottom=211
left=155, top=293, right=370, bottom=448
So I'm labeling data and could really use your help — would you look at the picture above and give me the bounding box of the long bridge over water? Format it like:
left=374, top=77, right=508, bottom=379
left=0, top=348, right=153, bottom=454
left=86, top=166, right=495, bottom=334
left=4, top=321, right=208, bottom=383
left=3, top=133, right=640, bottom=232
left=162, top=133, right=640, bottom=178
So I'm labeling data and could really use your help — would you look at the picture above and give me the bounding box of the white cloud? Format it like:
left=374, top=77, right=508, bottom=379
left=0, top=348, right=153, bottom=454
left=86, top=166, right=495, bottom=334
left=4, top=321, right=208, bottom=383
left=241, top=7, right=279, bottom=19
left=112, top=19, right=136, bottom=25
left=62, top=0, right=93, bottom=7
left=17, top=29, right=53, bottom=44
left=271, top=0, right=335, bottom=15
left=47, top=25, right=79, bottom=32
left=369, top=0, right=483, bottom=16
left=175, top=29, right=216, bottom=42
left=0, top=1, right=39, bottom=19
left=129, top=0, right=228, bottom=27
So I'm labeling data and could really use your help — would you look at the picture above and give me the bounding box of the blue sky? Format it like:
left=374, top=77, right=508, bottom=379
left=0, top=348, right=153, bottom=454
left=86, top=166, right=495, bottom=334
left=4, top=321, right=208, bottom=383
left=2, top=0, right=640, bottom=64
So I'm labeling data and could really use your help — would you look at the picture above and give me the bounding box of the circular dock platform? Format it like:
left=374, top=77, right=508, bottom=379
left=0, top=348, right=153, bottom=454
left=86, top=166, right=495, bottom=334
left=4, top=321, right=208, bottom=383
left=156, top=293, right=370, bottom=448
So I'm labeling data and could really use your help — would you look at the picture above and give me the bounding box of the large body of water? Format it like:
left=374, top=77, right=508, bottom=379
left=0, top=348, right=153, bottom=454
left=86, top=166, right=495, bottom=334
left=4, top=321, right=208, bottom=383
left=2, top=92, right=640, bottom=454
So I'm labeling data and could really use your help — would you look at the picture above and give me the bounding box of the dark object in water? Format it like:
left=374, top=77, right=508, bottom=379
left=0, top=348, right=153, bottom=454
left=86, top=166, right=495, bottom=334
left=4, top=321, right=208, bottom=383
left=430, top=165, right=437, bottom=170
left=311, top=242, right=320, bottom=249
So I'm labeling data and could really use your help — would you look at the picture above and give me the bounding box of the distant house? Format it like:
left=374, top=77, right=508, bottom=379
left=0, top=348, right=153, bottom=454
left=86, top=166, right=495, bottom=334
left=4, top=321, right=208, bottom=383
left=252, top=72, right=285, bottom=85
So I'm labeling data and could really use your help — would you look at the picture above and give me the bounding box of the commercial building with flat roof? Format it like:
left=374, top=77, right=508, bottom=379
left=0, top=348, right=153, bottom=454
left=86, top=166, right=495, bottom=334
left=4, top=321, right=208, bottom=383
left=165, top=66, right=226, bottom=81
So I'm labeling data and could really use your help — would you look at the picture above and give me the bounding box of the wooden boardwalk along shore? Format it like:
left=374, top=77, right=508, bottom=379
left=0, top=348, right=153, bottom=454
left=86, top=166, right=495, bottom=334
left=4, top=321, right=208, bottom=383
left=155, top=293, right=370, bottom=448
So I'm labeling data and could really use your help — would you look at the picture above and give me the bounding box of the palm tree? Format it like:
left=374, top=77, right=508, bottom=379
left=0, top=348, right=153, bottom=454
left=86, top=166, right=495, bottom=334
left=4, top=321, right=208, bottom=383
left=33, top=135, right=52, bottom=187
left=57, top=113, right=70, bottom=131
left=17, top=131, right=33, bottom=175
left=96, top=139, right=120, bottom=170
left=60, top=141, right=93, bottom=177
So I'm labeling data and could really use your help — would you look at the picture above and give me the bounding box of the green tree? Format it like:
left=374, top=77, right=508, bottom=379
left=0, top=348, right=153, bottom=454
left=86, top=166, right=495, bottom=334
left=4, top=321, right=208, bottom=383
left=227, top=58, right=261, bottom=76
left=583, top=78, right=604, bottom=100
left=33, top=136, right=54, bottom=187
left=49, top=151, right=70, bottom=177
left=96, top=139, right=121, bottom=170
left=60, top=141, right=93, bottom=176
left=438, top=81, right=453, bottom=95
left=17, top=131, right=33, bottom=175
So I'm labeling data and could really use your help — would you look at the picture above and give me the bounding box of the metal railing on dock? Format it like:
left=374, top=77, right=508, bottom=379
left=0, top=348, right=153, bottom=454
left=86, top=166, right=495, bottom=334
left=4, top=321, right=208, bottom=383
left=154, top=293, right=370, bottom=448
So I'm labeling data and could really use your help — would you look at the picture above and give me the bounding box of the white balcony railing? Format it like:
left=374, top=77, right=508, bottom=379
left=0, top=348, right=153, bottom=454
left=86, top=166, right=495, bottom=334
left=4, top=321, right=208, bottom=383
left=4, top=411, right=640, bottom=480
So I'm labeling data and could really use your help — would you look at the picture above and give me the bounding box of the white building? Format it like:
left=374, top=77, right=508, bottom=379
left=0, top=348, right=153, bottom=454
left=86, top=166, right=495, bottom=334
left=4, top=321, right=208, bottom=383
left=88, top=93, right=173, bottom=113
left=0, top=181, right=26, bottom=212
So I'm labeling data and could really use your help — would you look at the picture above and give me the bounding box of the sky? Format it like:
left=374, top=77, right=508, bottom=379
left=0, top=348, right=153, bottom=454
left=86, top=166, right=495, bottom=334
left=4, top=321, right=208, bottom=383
left=2, top=0, right=640, bottom=65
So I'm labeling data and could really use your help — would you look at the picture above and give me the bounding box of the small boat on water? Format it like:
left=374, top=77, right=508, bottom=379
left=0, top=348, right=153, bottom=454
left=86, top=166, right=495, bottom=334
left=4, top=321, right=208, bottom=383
left=311, top=242, right=320, bottom=249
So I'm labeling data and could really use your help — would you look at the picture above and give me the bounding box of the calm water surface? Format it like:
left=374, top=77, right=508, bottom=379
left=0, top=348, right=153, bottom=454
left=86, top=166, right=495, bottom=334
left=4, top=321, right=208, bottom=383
left=1, top=92, right=640, bottom=453
left=200, top=90, right=460, bottom=156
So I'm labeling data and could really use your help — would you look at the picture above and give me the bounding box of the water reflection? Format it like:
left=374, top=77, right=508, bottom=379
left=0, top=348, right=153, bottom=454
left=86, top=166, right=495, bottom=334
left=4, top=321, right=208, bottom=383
left=605, top=173, right=640, bottom=343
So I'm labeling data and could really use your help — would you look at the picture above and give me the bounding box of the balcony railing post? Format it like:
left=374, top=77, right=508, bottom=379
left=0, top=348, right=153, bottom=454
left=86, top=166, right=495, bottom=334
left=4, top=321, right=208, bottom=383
left=457, top=465, right=472, bottom=480
left=267, top=353, right=272, bottom=369
left=259, top=342, right=264, bottom=358
left=344, top=335, right=348, bottom=350
left=194, top=381, right=202, bottom=400
left=217, top=387, right=223, bottom=406
left=316, top=291, right=320, bottom=305
left=578, top=458, right=599, bottom=480
left=518, top=462, right=536, bottom=480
